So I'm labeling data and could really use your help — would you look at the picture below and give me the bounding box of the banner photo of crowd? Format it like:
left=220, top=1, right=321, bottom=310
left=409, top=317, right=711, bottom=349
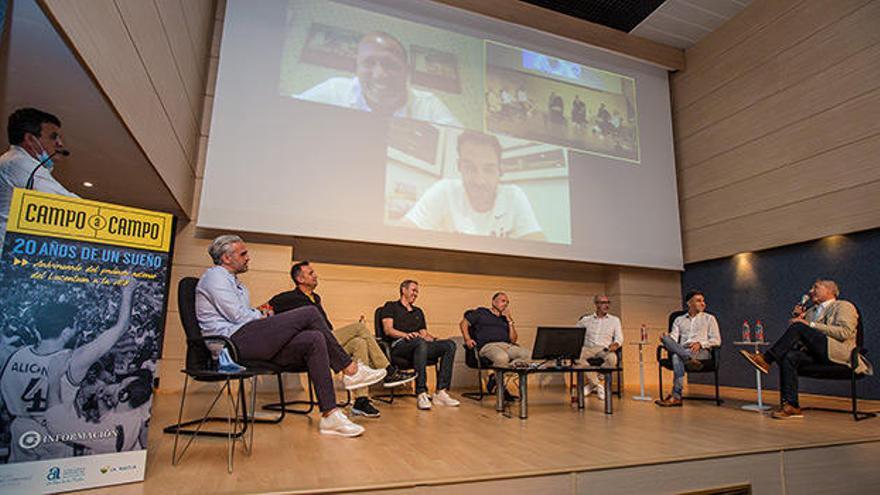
left=0, top=189, right=174, bottom=494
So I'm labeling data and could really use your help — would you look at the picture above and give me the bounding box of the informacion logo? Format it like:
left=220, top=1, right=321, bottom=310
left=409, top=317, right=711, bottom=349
left=18, top=430, right=42, bottom=450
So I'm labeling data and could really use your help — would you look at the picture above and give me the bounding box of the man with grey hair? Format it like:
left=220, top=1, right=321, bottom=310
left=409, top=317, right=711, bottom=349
left=741, top=279, right=873, bottom=419
left=575, top=294, right=623, bottom=401
left=196, top=235, right=387, bottom=437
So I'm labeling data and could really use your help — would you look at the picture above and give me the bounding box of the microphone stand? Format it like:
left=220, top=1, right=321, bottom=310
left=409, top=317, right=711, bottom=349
left=25, top=149, right=69, bottom=190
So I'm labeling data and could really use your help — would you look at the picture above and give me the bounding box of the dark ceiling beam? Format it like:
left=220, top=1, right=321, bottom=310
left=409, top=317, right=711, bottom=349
left=431, top=0, right=685, bottom=71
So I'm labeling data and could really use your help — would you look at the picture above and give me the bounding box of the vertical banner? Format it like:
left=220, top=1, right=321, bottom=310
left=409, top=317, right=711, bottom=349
left=0, top=189, right=174, bottom=494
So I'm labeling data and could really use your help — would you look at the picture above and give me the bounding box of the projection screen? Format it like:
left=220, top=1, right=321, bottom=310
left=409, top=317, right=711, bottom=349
left=199, top=0, right=683, bottom=270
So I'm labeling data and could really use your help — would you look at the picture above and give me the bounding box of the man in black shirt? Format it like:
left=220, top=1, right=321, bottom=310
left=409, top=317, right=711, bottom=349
left=380, top=280, right=459, bottom=410
left=269, top=261, right=415, bottom=418
left=460, top=292, right=530, bottom=399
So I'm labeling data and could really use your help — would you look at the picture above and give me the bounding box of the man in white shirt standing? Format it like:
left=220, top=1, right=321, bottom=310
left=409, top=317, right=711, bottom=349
left=655, top=290, right=721, bottom=407
left=0, top=108, right=77, bottom=246
left=576, top=295, right=622, bottom=400
left=403, top=130, right=544, bottom=240
left=296, top=32, right=461, bottom=127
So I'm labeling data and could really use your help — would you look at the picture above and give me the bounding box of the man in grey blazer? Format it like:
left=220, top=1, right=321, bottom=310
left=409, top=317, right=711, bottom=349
left=740, top=279, right=872, bottom=419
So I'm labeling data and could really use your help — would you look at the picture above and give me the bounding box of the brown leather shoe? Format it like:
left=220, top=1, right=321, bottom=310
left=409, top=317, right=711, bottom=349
left=739, top=350, right=770, bottom=374
left=655, top=395, right=682, bottom=407
left=771, top=404, right=803, bottom=419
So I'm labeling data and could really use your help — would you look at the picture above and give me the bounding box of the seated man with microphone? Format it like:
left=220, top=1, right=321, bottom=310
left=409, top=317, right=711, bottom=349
left=740, top=279, right=873, bottom=419
left=0, top=108, right=76, bottom=245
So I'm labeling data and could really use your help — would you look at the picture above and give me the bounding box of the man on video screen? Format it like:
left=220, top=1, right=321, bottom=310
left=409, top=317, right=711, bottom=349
left=403, top=130, right=544, bottom=240
left=296, top=31, right=461, bottom=127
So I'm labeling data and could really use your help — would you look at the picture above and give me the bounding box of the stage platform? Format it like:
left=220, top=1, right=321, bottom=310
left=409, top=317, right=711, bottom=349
left=76, top=384, right=880, bottom=495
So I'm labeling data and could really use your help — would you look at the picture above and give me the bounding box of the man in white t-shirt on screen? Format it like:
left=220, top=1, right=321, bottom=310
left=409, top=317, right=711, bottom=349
left=403, top=130, right=544, bottom=241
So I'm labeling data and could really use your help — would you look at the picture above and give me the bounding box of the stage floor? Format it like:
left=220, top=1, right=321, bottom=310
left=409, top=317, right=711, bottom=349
left=75, top=384, right=880, bottom=495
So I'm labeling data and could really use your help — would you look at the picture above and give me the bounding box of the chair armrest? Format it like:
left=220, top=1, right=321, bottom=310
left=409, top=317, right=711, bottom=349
left=850, top=346, right=863, bottom=369
left=376, top=338, right=392, bottom=359
left=189, top=335, right=240, bottom=361
left=655, top=344, right=666, bottom=362
left=471, top=345, right=482, bottom=370
left=709, top=346, right=721, bottom=363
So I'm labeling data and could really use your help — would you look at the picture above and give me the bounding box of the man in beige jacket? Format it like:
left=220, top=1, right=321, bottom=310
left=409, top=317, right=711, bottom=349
left=740, top=279, right=872, bottom=419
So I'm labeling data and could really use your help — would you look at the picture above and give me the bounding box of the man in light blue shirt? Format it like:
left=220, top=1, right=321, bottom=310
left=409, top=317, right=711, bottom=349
left=0, top=108, right=77, bottom=247
left=655, top=290, right=721, bottom=407
left=195, top=235, right=386, bottom=437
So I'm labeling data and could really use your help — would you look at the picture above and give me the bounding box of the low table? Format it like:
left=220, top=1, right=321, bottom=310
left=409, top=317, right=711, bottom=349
left=492, top=364, right=621, bottom=419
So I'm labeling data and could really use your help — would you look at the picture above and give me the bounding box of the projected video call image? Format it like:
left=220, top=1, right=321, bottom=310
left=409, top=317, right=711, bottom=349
left=279, top=0, right=485, bottom=130
left=199, top=0, right=684, bottom=270
left=385, top=119, right=572, bottom=244
left=485, top=42, right=640, bottom=163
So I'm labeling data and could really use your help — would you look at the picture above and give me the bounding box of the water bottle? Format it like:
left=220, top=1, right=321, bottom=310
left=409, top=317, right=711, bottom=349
left=755, top=320, right=764, bottom=342
left=640, top=323, right=647, bottom=342
left=741, top=320, right=751, bottom=342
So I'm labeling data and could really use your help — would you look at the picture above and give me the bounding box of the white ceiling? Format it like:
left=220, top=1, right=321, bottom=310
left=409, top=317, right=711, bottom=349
left=631, top=0, right=752, bottom=50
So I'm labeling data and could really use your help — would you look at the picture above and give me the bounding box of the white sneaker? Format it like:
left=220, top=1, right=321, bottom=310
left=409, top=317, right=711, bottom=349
left=319, top=410, right=365, bottom=437
left=596, top=383, right=606, bottom=400
left=417, top=392, right=432, bottom=410
left=583, top=384, right=594, bottom=397
left=343, top=362, right=387, bottom=390
left=432, top=389, right=460, bottom=407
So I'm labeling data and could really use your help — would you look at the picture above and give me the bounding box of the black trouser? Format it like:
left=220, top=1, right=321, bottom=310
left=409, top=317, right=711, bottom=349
left=765, top=322, right=830, bottom=407
left=391, top=338, right=456, bottom=395
left=232, top=306, right=352, bottom=413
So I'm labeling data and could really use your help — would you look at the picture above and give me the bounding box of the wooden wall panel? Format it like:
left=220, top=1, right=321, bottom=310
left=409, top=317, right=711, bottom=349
left=672, top=0, right=868, bottom=111
left=41, top=0, right=216, bottom=217
left=678, top=89, right=880, bottom=200
left=675, top=1, right=880, bottom=139
left=684, top=179, right=880, bottom=262
left=672, top=0, right=880, bottom=263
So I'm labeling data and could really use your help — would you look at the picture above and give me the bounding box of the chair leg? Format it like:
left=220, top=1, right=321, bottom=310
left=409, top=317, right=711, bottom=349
left=715, top=368, right=721, bottom=406
left=462, top=368, right=486, bottom=401
left=165, top=376, right=249, bottom=440
left=616, top=368, right=623, bottom=398
left=658, top=364, right=664, bottom=399
left=262, top=374, right=316, bottom=415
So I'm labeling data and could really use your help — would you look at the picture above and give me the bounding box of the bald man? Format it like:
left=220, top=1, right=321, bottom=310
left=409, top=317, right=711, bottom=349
left=295, top=31, right=461, bottom=126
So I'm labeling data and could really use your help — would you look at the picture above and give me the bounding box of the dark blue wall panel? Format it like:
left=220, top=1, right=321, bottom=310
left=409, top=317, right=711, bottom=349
left=682, top=228, right=880, bottom=400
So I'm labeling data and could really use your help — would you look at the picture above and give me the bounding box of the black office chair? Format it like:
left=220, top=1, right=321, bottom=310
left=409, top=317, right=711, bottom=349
left=372, top=305, right=439, bottom=404
left=462, top=343, right=494, bottom=401
left=797, top=307, right=876, bottom=421
left=164, top=277, right=315, bottom=438
left=163, top=277, right=266, bottom=472
left=656, top=310, right=722, bottom=405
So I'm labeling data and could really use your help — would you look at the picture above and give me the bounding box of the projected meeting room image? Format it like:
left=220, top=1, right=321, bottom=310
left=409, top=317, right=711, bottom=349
left=485, top=41, right=640, bottom=163
left=384, top=120, right=571, bottom=244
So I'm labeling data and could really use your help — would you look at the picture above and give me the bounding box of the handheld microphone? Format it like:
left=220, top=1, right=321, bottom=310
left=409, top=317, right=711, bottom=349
left=793, top=293, right=811, bottom=316
left=25, top=149, right=70, bottom=190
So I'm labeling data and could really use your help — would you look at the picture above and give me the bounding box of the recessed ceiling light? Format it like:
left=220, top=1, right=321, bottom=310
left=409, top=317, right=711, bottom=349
left=82, top=181, right=94, bottom=188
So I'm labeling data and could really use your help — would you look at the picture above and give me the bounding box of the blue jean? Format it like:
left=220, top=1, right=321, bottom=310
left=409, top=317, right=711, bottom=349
left=660, top=335, right=710, bottom=399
